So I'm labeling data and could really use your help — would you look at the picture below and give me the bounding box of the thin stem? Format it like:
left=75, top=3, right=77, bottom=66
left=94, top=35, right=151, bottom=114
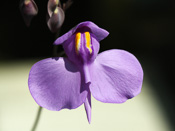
left=53, top=28, right=65, bottom=57
left=31, top=106, right=43, bottom=131
left=53, top=28, right=61, bottom=57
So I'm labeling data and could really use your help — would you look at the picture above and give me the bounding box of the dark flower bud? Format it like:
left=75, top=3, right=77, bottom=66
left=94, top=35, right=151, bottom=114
left=47, top=0, right=59, bottom=17
left=47, top=6, right=65, bottom=33
left=19, top=0, right=38, bottom=26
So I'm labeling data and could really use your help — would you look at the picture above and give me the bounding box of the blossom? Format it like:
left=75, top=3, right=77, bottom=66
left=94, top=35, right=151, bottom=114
left=19, top=0, right=71, bottom=33
left=47, top=0, right=65, bottom=33
left=28, top=21, right=143, bottom=123
left=19, top=0, right=38, bottom=26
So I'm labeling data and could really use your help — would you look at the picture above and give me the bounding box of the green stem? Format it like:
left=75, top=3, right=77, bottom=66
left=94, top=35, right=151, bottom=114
left=31, top=106, right=43, bottom=131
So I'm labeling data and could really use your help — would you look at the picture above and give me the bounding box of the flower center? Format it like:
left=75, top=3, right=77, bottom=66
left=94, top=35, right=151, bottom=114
left=75, top=32, right=92, bottom=55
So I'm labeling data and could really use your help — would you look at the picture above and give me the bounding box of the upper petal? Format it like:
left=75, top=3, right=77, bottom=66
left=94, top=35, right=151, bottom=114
left=28, top=57, right=88, bottom=111
left=54, top=21, right=109, bottom=45
left=62, top=32, right=100, bottom=65
left=89, top=49, right=143, bottom=103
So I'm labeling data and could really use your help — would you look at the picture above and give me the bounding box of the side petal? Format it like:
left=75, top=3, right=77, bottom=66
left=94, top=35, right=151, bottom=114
left=28, top=57, right=88, bottom=111
left=54, top=21, right=109, bottom=45
left=89, top=49, right=143, bottom=103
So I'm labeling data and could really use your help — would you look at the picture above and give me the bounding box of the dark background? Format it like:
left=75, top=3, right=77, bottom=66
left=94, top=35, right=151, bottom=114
left=0, top=0, right=175, bottom=129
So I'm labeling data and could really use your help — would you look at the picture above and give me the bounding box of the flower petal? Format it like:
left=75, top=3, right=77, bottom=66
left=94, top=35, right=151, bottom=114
left=89, top=49, right=143, bottom=103
left=61, top=32, right=100, bottom=66
left=28, top=57, right=88, bottom=111
left=54, top=21, right=109, bottom=45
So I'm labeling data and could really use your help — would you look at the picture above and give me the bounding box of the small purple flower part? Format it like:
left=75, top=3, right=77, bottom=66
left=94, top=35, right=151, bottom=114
left=19, top=0, right=38, bottom=26
left=47, top=0, right=65, bottom=33
left=28, top=21, right=143, bottom=123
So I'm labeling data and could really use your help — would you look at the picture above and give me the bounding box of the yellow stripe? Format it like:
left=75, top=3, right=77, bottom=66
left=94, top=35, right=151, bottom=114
left=55, top=0, right=59, bottom=5
left=54, top=7, right=59, bottom=14
left=75, top=32, right=81, bottom=54
left=85, top=32, right=92, bottom=54
left=24, top=0, right=31, bottom=5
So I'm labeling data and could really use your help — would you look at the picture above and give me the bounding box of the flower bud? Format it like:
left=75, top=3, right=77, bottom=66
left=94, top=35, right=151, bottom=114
left=19, top=0, right=38, bottom=26
left=47, top=0, right=59, bottom=17
left=47, top=6, right=65, bottom=33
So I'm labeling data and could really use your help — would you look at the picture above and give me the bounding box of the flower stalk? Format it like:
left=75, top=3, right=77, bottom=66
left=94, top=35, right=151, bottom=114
left=31, top=106, right=42, bottom=131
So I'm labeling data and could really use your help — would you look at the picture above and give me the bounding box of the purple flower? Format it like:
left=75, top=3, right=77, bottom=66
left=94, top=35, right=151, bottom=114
left=28, top=21, right=143, bottom=123
left=19, top=0, right=38, bottom=26
left=47, top=0, right=65, bottom=33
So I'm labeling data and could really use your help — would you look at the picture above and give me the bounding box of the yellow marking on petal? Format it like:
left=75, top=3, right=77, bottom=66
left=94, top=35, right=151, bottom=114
left=55, top=0, right=59, bottom=5
left=54, top=7, right=59, bottom=14
left=75, top=32, right=81, bottom=54
left=24, top=0, right=31, bottom=5
left=85, top=32, right=92, bottom=54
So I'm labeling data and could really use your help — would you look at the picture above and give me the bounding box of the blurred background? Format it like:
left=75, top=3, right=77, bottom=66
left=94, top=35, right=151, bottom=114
left=0, top=0, right=175, bottom=131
